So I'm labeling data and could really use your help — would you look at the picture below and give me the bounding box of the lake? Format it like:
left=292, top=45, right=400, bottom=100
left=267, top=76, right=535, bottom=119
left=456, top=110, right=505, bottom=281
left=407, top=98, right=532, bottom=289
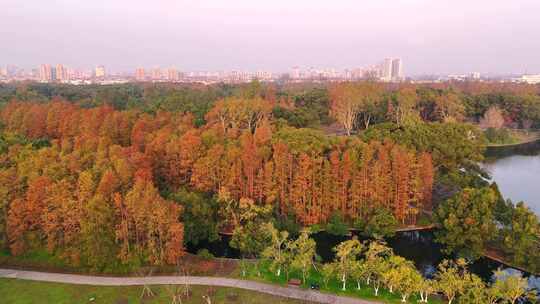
left=483, top=139, right=540, bottom=214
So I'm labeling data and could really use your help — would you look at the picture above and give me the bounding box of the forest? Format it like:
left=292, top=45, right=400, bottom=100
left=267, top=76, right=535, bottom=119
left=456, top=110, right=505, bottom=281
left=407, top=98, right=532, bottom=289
left=0, top=80, right=539, bottom=277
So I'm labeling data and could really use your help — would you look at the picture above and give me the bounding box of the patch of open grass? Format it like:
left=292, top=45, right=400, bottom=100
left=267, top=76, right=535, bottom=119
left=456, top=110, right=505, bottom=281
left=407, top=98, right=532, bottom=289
left=0, top=250, right=237, bottom=277
left=0, top=278, right=311, bottom=304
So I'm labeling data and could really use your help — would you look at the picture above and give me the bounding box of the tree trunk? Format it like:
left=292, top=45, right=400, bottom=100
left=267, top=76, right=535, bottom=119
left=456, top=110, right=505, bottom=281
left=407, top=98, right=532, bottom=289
left=364, top=115, right=371, bottom=130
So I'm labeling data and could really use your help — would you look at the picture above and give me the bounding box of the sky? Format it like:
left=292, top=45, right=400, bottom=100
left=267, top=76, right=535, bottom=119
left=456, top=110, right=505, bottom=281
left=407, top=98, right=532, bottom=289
left=1, top=0, right=539, bottom=75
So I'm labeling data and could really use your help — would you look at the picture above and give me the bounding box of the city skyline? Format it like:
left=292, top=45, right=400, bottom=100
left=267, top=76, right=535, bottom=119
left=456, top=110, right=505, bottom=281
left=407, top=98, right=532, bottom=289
left=5, top=57, right=408, bottom=83
left=2, top=0, right=540, bottom=75
left=5, top=58, right=540, bottom=84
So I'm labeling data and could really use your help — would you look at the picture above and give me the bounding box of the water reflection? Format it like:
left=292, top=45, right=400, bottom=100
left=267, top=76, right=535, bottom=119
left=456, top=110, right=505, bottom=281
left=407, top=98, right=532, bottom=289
left=483, top=139, right=540, bottom=214
left=187, top=230, right=539, bottom=289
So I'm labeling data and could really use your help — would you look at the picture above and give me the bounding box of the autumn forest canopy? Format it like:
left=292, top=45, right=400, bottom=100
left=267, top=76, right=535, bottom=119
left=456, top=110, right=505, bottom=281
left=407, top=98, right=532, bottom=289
left=0, top=81, right=539, bottom=273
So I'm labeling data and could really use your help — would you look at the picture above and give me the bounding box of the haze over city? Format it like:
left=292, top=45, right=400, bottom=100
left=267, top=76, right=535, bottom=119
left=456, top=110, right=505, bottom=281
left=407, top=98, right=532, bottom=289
left=2, top=0, right=540, bottom=75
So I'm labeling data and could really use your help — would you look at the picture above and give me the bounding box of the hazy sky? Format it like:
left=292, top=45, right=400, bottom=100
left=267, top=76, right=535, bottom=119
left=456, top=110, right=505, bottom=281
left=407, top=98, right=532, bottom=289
left=2, top=0, right=539, bottom=75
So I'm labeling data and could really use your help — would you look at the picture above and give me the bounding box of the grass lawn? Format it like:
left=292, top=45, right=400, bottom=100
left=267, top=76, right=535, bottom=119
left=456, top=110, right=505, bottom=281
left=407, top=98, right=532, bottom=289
left=238, top=260, right=443, bottom=304
left=0, top=250, right=237, bottom=277
left=0, top=278, right=312, bottom=304
left=0, top=250, right=444, bottom=303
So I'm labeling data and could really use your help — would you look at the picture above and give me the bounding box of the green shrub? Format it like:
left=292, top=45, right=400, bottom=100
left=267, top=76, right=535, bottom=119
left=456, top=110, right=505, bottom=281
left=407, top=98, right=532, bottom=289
left=196, top=249, right=214, bottom=260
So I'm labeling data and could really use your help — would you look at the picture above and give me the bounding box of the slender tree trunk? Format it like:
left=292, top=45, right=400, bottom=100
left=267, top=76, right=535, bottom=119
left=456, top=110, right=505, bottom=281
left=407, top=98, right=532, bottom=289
left=364, top=115, right=371, bottom=130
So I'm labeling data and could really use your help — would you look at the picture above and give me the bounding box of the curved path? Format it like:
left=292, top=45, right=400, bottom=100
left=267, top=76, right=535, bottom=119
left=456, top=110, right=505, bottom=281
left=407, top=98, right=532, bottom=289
left=0, top=268, right=379, bottom=304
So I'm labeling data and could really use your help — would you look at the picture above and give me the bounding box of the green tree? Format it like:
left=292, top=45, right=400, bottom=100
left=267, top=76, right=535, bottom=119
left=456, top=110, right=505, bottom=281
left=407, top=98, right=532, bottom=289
left=170, top=189, right=219, bottom=246
left=320, top=263, right=336, bottom=288
left=261, top=223, right=289, bottom=277
left=80, top=195, right=116, bottom=270
left=326, top=212, right=349, bottom=236
left=434, top=259, right=469, bottom=304
left=230, top=222, right=272, bottom=276
left=229, top=198, right=273, bottom=276
left=501, top=202, right=540, bottom=268
left=435, top=187, right=497, bottom=258
left=364, top=240, right=393, bottom=296
left=395, top=262, right=423, bottom=303
left=289, top=230, right=316, bottom=284
left=419, top=279, right=436, bottom=303
left=382, top=255, right=411, bottom=294
left=349, top=261, right=366, bottom=290
left=356, top=208, right=398, bottom=239
left=361, top=122, right=485, bottom=173
left=493, top=270, right=536, bottom=304
left=393, top=87, right=420, bottom=126
left=333, top=237, right=364, bottom=290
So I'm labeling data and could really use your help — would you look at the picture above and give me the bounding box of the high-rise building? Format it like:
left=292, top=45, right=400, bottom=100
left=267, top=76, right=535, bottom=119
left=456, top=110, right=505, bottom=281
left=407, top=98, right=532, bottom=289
left=381, top=58, right=393, bottom=81
left=31, top=68, right=39, bottom=79
left=50, top=67, right=57, bottom=81
left=135, top=68, right=145, bottom=81
left=291, top=66, right=301, bottom=79
left=151, top=68, right=162, bottom=80
left=167, top=68, right=178, bottom=81
left=95, top=65, right=106, bottom=78
left=391, top=58, right=403, bottom=81
left=39, top=64, right=53, bottom=82
left=56, top=64, right=67, bottom=82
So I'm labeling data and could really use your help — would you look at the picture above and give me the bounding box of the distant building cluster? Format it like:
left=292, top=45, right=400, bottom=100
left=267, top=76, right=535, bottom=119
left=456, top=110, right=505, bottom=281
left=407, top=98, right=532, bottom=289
left=288, top=58, right=403, bottom=82
left=0, top=60, right=538, bottom=85
left=515, top=74, right=540, bottom=84
left=1, top=59, right=406, bottom=85
left=0, top=64, right=133, bottom=84
left=36, top=64, right=118, bottom=84
left=133, top=67, right=274, bottom=83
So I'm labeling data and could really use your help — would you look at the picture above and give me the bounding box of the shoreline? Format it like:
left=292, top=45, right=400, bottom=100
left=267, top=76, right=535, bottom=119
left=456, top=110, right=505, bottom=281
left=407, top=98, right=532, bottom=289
left=482, top=248, right=539, bottom=276
left=485, top=130, right=540, bottom=148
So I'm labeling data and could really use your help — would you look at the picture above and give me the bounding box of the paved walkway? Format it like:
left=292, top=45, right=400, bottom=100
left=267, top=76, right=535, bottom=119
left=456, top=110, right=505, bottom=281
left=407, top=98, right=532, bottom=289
left=0, top=268, right=379, bottom=304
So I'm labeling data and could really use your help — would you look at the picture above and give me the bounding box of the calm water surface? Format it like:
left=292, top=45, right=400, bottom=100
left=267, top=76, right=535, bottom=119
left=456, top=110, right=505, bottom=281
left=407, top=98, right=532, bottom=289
left=483, top=140, right=540, bottom=214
